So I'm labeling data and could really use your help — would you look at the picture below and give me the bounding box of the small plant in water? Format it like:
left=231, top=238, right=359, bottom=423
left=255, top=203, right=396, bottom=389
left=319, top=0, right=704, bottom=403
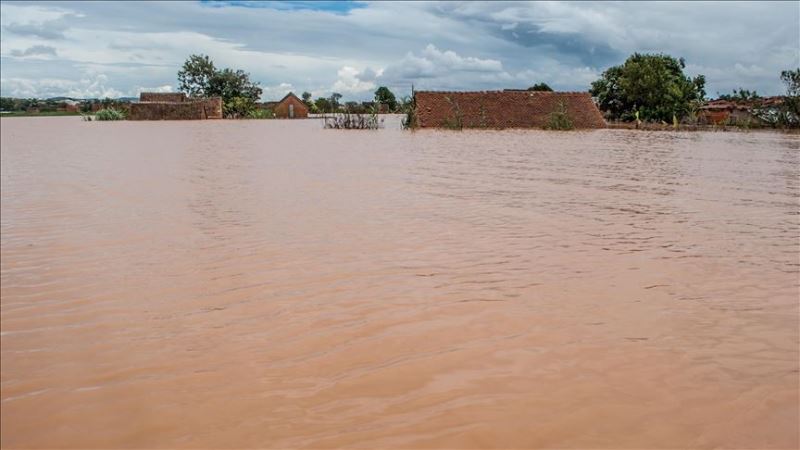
left=93, top=108, right=126, bottom=121
left=546, top=101, right=574, bottom=130
left=443, top=96, right=463, bottom=130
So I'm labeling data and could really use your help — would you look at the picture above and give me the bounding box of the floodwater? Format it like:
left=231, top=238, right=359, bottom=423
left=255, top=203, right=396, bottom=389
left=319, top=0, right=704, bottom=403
left=1, top=117, right=798, bottom=449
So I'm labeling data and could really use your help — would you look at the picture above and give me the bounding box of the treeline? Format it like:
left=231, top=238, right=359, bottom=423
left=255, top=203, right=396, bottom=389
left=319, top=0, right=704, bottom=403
left=178, top=54, right=410, bottom=118
left=0, top=97, right=133, bottom=114
left=589, top=53, right=799, bottom=127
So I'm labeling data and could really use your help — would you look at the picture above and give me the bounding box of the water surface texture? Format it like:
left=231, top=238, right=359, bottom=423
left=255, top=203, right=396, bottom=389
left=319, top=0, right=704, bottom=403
left=1, top=117, right=798, bottom=448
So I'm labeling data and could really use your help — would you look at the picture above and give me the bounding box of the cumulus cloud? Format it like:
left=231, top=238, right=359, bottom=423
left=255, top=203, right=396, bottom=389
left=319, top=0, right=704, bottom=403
left=0, top=1, right=797, bottom=99
left=331, top=66, right=380, bottom=94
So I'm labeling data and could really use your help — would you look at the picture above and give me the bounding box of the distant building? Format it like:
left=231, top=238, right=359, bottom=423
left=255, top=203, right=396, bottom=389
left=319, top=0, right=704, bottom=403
left=697, top=97, right=784, bottom=125
left=268, top=92, right=309, bottom=119
left=129, top=92, right=222, bottom=120
left=413, top=90, right=606, bottom=129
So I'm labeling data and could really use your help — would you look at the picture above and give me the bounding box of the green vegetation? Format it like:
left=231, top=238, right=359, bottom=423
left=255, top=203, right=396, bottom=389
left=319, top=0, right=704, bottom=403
left=528, top=83, right=553, bottom=92
left=718, top=88, right=760, bottom=102
left=441, top=96, right=463, bottom=130
left=178, top=54, right=262, bottom=118
left=93, top=108, right=126, bottom=121
left=401, top=95, right=417, bottom=129
left=374, top=86, right=397, bottom=111
left=545, top=101, right=574, bottom=130
left=590, top=53, right=706, bottom=122
left=301, top=91, right=313, bottom=109
left=246, top=108, right=274, bottom=119
left=780, top=68, right=799, bottom=126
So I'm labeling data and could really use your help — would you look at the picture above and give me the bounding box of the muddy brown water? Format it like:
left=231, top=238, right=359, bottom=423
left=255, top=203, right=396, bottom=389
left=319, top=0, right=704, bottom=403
left=1, top=117, right=798, bottom=449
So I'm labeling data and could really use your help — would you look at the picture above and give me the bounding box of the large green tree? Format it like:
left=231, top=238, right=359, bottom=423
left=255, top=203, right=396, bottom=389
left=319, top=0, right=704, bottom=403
left=177, top=54, right=262, bottom=118
left=177, top=54, right=217, bottom=98
left=374, top=86, right=397, bottom=111
left=590, top=53, right=705, bottom=122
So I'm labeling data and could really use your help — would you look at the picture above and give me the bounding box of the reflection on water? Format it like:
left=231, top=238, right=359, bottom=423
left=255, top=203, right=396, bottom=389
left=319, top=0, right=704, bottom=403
left=1, top=117, right=798, bottom=448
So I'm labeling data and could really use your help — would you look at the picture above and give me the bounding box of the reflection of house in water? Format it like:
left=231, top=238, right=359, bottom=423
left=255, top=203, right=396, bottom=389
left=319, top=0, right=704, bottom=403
left=413, top=90, right=607, bottom=129
left=129, top=92, right=223, bottom=120
left=259, top=92, right=309, bottom=118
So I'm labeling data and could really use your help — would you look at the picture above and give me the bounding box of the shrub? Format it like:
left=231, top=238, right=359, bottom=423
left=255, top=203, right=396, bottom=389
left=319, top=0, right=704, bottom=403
left=546, top=101, right=574, bottom=130
left=247, top=108, right=274, bottom=119
left=323, top=112, right=380, bottom=129
left=94, top=108, right=126, bottom=121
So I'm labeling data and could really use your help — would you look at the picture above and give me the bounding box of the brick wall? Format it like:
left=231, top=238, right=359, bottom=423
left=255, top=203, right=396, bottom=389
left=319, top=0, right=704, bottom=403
left=139, top=92, right=187, bottom=103
left=128, top=97, right=221, bottom=120
left=414, top=91, right=606, bottom=129
left=273, top=95, right=309, bottom=118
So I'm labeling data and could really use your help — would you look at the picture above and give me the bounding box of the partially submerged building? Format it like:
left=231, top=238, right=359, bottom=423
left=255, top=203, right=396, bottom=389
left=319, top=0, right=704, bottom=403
left=698, top=97, right=786, bottom=126
left=129, top=92, right=223, bottom=120
left=260, top=92, right=309, bottom=118
left=413, top=90, right=606, bottom=129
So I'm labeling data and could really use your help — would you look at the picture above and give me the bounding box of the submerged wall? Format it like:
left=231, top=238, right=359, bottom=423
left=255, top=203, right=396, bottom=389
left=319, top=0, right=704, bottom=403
left=414, top=91, right=606, bottom=129
left=128, top=97, right=222, bottom=120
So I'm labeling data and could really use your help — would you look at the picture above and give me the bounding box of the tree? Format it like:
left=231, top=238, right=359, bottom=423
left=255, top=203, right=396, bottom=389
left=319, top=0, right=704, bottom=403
left=590, top=53, right=706, bottom=122
left=301, top=91, right=313, bottom=108
left=177, top=54, right=262, bottom=118
left=527, top=83, right=553, bottom=92
left=178, top=54, right=217, bottom=98
left=330, top=92, right=342, bottom=111
left=718, top=88, right=760, bottom=102
left=374, top=86, right=397, bottom=111
left=315, top=97, right=332, bottom=113
left=780, top=68, right=800, bottom=124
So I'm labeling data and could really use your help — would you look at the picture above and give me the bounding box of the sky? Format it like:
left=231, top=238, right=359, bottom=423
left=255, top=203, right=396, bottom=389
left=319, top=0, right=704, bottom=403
left=0, top=0, right=798, bottom=101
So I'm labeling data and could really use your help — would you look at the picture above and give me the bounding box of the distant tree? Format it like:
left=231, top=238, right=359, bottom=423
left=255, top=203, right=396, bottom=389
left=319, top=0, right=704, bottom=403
left=527, top=83, right=553, bottom=92
left=301, top=91, right=313, bottom=107
left=330, top=92, right=342, bottom=111
left=0, top=97, right=15, bottom=111
left=374, top=86, right=397, bottom=111
left=177, top=54, right=262, bottom=118
left=590, top=53, right=705, bottom=122
left=315, top=97, right=332, bottom=113
left=206, top=68, right=261, bottom=104
left=178, top=54, right=217, bottom=98
left=718, top=88, right=760, bottom=102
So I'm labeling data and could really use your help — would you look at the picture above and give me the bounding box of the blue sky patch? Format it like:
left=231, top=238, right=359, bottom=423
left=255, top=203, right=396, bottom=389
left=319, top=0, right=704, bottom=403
left=200, top=0, right=367, bottom=15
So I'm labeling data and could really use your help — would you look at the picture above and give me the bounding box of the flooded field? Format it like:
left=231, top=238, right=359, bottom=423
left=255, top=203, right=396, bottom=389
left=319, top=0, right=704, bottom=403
left=1, top=117, right=798, bottom=449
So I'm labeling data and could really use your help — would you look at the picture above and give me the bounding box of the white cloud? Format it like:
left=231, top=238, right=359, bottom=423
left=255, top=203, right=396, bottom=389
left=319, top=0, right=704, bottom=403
left=0, top=1, right=797, bottom=99
left=331, top=66, right=378, bottom=94
left=1, top=73, right=124, bottom=98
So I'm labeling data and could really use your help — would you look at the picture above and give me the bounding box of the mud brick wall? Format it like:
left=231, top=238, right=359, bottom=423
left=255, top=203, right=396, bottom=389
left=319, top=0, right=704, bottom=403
left=128, top=98, right=221, bottom=120
left=128, top=102, right=205, bottom=120
left=139, top=92, right=187, bottom=103
left=199, top=97, right=223, bottom=119
left=273, top=95, right=309, bottom=118
left=414, top=91, right=606, bottom=129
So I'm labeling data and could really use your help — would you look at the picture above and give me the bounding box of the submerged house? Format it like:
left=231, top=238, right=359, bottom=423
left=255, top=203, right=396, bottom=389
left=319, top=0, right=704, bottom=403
left=129, top=92, right=223, bottom=120
left=413, top=90, right=606, bottom=129
left=698, top=97, right=786, bottom=126
left=261, top=92, right=309, bottom=118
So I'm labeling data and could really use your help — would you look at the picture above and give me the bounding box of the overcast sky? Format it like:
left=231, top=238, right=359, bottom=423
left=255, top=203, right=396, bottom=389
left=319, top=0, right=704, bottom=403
left=1, top=1, right=798, bottom=100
